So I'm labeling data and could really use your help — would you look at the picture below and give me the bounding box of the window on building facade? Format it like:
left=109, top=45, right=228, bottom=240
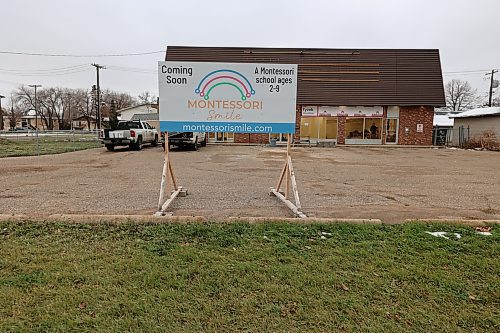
left=300, top=117, right=337, bottom=140
left=345, top=118, right=364, bottom=139
left=346, top=118, right=382, bottom=140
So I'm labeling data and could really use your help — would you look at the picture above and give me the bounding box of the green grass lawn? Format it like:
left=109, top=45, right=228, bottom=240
left=0, top=221, right=498, bottom=332
left=0, top=137, right=100, bottom=158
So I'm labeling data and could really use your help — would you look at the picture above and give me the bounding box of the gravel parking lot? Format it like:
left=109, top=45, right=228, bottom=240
left=1, top=144, right=499, bottom=222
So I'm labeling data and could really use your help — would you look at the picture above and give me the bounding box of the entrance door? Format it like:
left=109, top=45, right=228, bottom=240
left=325, top=119, right=337, bottom=139
left=385, top=118, right=398, bottom=144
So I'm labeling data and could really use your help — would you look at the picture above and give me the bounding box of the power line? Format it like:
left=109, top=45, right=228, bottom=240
left=0, top=50, right=164, bottom=57
left=443, top=69, right=490, bottom=74
left=0, top=68, right=92, bottom=77
left=106, top=65, right=156, bottom=74
left=0, top=64, right=89, bottom=73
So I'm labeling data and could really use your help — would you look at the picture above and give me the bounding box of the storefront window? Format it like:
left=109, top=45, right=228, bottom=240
left=364, top=119, right=382, bottom=139
left=385, top=119, right=398, bottom=143
left=345, top=118, right=364, bottom=139
left=270, top=133, right=288, bottom=142
left=300, top=117, right=337, bottom=140
left=346, top=118, right=382, bottom=140
left=208, top=132, right=234, bottom=142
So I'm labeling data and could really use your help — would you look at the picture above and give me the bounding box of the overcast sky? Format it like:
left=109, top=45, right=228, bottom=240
left=1, top=0, right=499, bottom=102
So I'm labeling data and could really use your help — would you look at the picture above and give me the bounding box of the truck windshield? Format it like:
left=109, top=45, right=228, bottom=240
left=117, top=122, right=142, bottom=130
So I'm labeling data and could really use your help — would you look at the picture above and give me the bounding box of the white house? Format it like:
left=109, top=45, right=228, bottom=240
left=449, top=107, right=500, bottom=146
left=117, top=103, right=158, bottom=121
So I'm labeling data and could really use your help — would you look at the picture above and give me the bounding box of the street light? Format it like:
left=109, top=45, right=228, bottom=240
left=0, top=95, right=5, bottom=131
left=28, top=84, right=42, bottom=155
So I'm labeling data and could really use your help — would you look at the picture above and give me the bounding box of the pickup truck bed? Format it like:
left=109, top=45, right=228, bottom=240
left=100, top=120, right=158, bottom=151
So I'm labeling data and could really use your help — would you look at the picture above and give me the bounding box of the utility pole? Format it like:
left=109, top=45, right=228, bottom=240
left=0, top=94, right=5, bottom=131
left=486, top=69, right=498, bottom=107
left=28, top=84, right=42, bottom=155
left=66, top=92, right=72, bottom=130
left=91, top=64, right=106, bottom=129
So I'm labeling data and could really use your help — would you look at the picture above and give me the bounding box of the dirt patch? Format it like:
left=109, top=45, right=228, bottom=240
left=0, top=145, right=499, bottom=222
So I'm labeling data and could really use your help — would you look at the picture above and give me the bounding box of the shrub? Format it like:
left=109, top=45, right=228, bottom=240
left=463, top=130, right=500, bottom=151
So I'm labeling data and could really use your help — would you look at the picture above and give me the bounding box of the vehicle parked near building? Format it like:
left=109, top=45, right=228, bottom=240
left=99, top=120, right=158, bottom=151
left=161, top=132, right=206, bottom=150
left=9, top=127, right=34, bottom=133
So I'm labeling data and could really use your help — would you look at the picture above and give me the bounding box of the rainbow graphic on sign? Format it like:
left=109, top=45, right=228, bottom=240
left=194, top=69, right=256, bottom=101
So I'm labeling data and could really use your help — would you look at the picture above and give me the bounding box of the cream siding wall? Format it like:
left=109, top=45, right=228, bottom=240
left=118, top=105, right=157, bottom=120
left=452, top=116, right=500, bottom=145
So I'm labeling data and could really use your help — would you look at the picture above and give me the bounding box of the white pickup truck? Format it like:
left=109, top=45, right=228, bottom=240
left=99, top=120, right=158, bottom=151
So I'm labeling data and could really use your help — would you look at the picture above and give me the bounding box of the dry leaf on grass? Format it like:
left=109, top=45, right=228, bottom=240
left=474, top=226, right=492, bottom=232
left=340, top=283, right=349, bottom=291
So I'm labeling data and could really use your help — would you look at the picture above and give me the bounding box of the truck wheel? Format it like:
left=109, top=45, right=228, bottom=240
left=105, top=144, right=115, bottom=151
left=201, top=138, right=207, bottom=147
left=131, top=137, right=142, bottom=151
left=151, top=135, right=158, bottom=147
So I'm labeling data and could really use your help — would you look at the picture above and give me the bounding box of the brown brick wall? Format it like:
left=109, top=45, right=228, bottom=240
left=234, top=133, right=249, bottom=143
left=398, top=106, right=434, bottom=145
left=337, top=117, right=346, bottom=144
left=234, top=133, right=270, bottom=144
left=381, top=106, right=388, bottom=144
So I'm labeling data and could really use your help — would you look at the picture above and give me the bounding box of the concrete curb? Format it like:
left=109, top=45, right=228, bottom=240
left=1, top=214, right=498, bottom=226
left=0, top=214, right=381, bottom=225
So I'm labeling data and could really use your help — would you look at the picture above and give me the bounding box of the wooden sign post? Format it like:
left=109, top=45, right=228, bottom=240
left=156, top=132, right=186, bottom=215
left=157, top=60, right=301, bottom=217
left=270, top=134, right=307, bottom=218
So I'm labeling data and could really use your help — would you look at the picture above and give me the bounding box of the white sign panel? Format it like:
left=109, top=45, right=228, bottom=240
left=301, top=106, right=318, bottom=117
left=158, top=61, right=298, bottom=133
left=318, top=106, right=383, bottom=117
left=417, top=123, right=424, bottom=132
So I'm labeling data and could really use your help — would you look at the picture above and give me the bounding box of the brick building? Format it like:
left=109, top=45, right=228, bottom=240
left=165, top=46, right=445, bottom=145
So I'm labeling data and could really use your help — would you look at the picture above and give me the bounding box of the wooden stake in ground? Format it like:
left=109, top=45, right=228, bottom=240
left=270, top=133, right=307, bottom=218
left=156, top=132, right=186, bottom=215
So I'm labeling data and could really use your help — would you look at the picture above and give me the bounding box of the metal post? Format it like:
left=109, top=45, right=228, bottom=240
left=487, top=69, right=498, bottom=107
left=28, top=84, right=42, bottom=155
left=0, top=95, right=5, bottom=131
left=67, top=92, right=72, bottom=131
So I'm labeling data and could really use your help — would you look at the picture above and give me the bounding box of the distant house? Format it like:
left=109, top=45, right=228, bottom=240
left=2, top=110, right=58, bottom=130
left=72, top=115, right=98, bottom=131
left=117, top=103, right=158, bottom=121
left=131, top=113, right=159, bottom=129
left=449, top=107, right=500, bottom=146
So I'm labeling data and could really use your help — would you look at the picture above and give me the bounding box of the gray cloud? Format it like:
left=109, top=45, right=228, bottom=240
left=1, top=0, right=498, bottom=101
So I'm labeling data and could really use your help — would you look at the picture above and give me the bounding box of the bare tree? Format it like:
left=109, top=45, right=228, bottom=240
left=71, top=88, right=96, bottom=130
left=492, top=93, right=500, bottom=107
left=14, top=85, right=137, bottom=130
left=445, top=79, right=479, bottom=112
left=101, top=89, right=136, bottom=111
left=8, top=95, right=23, bottom=130
left=137, top=91, right=157, bottom=104
left=15, top=85, right=62, bottom=130
left=38, top=87, right=66, bottom=130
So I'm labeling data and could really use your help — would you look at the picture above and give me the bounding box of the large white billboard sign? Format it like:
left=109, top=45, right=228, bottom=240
left=158, top=61, right=298, bottom=133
